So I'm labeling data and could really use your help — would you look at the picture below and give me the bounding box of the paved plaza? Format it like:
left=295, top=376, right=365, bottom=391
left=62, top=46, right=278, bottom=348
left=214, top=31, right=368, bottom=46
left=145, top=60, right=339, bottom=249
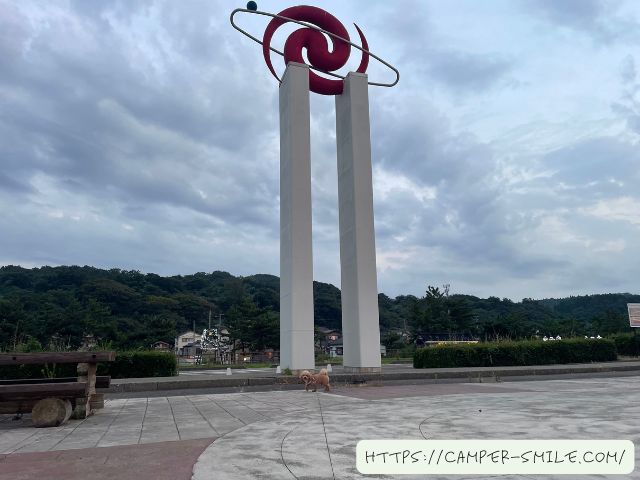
left=0, top=375, right=638, bottom=479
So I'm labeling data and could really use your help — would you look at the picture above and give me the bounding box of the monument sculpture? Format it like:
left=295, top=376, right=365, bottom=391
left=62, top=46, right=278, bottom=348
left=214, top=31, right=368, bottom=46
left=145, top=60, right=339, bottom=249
left=231, top=4, right=399, bottom=372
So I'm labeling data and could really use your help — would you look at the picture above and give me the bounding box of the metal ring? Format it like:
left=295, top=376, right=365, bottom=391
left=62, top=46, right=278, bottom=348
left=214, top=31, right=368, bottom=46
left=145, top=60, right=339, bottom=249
left=230, top=8, right=400, bottom=88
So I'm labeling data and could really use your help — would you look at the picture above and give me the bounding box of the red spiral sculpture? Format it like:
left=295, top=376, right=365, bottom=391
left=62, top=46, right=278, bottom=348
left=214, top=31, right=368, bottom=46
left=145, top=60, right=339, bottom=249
left=262, top=6, right=369, bottom=96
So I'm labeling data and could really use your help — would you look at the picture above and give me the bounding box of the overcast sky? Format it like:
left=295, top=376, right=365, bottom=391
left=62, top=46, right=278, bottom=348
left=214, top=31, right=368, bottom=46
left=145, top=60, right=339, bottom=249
left=1, top=0, right=639, bottom=300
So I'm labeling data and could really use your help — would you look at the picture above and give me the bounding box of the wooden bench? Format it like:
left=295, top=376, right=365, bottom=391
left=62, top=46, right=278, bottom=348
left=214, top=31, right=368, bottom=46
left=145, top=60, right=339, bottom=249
left=0, top=376, right=112, bottom=411
left=0, top=376, right=111, bottom=387
left=0, top=351, right=115, bottom=427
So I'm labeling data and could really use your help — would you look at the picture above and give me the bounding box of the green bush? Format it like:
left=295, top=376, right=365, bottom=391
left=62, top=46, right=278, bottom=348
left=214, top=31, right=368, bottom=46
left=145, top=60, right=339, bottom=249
left=610, top=334, right=640, bottom=357
left=98, top=351, right=177, bottom=378
left=413, top=338, right=617, bottom=368
left=0, top=350, right=177, bottom=379
left=0, top=362, right=77, bottom=380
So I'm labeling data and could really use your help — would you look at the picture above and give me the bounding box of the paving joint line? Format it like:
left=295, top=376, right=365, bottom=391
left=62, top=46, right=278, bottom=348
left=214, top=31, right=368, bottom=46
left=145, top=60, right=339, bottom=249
left=32, top=409, right=93, bottom=452
left=183, top=396, right=221, bottom=437
left=93, top=398, right=131, bottom=447
left=239, top=391, right=308, bottom=410
left=1, top=426, right=41, bottom=454
left=315, top=393, right=336, bottom=480
left=166, top=396, right=181, bottom=440
left=209, top=399, right=248, bottom=425
left=136, top=397, right=150, bottom=444
left=230, top=395, right=270, bottom=420
left=241, top=393, right=290, bottom=418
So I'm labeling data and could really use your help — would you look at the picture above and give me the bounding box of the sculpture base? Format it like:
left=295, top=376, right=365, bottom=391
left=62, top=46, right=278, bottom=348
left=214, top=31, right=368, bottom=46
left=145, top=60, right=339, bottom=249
left=288, top=368, right=316, bottom=376
left=342, top=366, right=382, bottom=374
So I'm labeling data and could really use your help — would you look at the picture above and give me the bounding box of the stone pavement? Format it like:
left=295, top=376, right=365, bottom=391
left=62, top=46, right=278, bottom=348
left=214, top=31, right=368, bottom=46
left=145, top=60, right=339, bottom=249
left=0, top=376, right=638, bottom=479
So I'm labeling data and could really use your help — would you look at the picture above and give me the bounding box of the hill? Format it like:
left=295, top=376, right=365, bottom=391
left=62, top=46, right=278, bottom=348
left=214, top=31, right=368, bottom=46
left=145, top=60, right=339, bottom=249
left=0, top=265, right=637, bottom=350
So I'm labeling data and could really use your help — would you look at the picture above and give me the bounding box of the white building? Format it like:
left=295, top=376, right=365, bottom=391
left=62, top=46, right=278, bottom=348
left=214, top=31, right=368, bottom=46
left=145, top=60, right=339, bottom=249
left=175, top=331, right=202, bottom=356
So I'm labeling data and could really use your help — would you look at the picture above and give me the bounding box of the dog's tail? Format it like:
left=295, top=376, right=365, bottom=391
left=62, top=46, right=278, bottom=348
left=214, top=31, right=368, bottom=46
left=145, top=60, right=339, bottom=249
left=318, top=368, right=328, bottom=376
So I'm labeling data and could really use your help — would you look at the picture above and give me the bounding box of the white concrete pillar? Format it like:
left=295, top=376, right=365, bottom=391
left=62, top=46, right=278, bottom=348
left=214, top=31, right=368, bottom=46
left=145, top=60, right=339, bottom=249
left=279, top=62, right=315, bottom=372
left=335, top=72, right=382, bottom=373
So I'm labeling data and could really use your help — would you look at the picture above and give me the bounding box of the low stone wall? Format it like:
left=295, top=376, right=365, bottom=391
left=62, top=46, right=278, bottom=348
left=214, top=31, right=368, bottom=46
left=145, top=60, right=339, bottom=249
left=104, top=361, right=640, bottom=394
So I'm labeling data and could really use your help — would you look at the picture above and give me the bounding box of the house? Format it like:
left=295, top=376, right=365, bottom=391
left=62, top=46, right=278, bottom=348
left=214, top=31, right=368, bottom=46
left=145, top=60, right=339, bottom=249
left=328, top=343, right=387, bottom=357
left=180, top=342, right=202, bottom=361
left=316, top=328, right=342, bottom=353
left=316, top=327, right=341, bottom=341
left=175, top=331, right=202, bottom=359
left=151, top=341, right=172, bottom=351
left=234, top=348, right=279, bottom=364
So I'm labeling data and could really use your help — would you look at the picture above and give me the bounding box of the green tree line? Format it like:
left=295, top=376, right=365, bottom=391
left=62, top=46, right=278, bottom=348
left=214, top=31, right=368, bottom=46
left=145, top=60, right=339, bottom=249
left=0, top=265, right=637, bottom=351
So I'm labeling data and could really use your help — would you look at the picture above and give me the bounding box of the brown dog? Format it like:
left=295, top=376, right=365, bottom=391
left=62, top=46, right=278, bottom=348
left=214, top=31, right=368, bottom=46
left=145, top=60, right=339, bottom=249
left=299, top=368, right=331, bottom=392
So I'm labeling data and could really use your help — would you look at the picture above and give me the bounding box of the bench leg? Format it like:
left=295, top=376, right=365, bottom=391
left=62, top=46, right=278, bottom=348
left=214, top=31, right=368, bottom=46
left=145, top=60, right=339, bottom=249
left=90, top=393, right=105, bottom=410
left=72, top=362, right=97, bottom=419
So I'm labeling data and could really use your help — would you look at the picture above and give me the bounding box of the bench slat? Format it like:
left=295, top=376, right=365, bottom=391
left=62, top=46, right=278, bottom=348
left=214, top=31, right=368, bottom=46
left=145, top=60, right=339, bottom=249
left=0, top=352, right=116, bottom=365
left=0, top=376, right=110, bottom=388
left=0, top=382, right=87, bottom=401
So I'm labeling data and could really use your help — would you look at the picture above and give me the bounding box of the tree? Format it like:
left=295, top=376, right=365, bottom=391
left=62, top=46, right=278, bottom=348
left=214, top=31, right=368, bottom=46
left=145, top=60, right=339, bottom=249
left=0, top=297, right=27, bottom=350
left=424, top=286, right=451, bottom=332
left=2, top=265, right=639, bottom=351
left=226, top=296, right=260, bottom=352
left=247, top=311, right=279, bottom=351
left=448, top=296, right=475, bottom=336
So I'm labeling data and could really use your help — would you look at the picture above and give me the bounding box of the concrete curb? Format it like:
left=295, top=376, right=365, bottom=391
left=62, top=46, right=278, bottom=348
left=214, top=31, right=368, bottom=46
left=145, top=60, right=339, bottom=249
left=104, top=361, right=640, bottom=394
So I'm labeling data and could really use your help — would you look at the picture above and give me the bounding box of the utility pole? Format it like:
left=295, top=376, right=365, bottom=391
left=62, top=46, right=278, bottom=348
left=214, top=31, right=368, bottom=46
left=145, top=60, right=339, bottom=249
left=216, top=313, right=225, bottom=365
left=208, top=309, right=212, bottom=330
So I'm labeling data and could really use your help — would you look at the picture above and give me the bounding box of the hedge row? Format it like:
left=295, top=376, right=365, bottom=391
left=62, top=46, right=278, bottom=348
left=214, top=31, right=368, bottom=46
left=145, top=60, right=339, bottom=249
left=0, top=351, right=177, bottom=380
left=611, top=333, right=640, bottom=357
left=413, top=338, right=617, bottom=369
left=0, top=363, right=77, bottom=380
left=98, top=351, right=177, bottom=379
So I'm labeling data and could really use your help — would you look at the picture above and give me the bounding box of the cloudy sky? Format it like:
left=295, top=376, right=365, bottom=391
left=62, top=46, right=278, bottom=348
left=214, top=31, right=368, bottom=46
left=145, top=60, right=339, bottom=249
left=1, top=0, right=639, bottom=300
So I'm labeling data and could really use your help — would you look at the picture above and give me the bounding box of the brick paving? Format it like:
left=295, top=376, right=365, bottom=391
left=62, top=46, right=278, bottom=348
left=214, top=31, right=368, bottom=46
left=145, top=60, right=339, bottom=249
left=0, top=438, right=213, bottom=480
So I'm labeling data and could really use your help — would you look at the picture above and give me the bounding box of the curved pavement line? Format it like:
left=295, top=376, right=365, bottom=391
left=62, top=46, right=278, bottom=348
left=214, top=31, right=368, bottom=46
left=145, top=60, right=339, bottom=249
left=192, top=411, right=334, bottom=480
left=192, top=379, right=640, bottom=480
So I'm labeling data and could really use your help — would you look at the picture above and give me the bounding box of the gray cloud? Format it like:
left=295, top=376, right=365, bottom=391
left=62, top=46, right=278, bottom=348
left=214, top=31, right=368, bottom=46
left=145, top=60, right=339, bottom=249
left=620, top=54, right=637, bottom=83
left=528, top=0, right=603, bottom=30
left=542, top=137, right=640, bottom=188
left=368, top=93, right=569, bottom=284
left=0, top=1, right=281, bottom=231
left=612, top=55, right=640, bottom=136
left=424, top=51, right=514, bottom=93
left=525, top=0, right=640, bottom=43
left=1, top=0, right=639, bottom=300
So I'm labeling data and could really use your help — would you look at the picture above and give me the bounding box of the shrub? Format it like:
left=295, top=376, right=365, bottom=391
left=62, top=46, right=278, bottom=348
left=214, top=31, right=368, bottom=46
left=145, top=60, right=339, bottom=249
left=414, top=338, right=617, bottom=368
left=0, top=350, right=177, bottom=379
left=611, top=333, right=640, bottom=357
left=98, top=351, right=177, bottom=378
left=0, top=362, right=77, bottom=380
